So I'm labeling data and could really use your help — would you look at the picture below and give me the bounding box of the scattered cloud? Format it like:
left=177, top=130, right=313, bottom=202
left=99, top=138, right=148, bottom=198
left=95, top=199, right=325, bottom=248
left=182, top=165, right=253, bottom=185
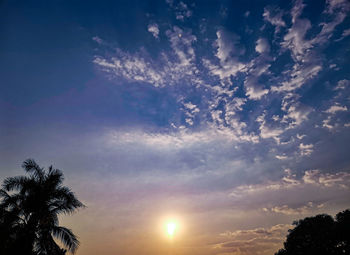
left=215, top=224, right=291, bottom=255
left=92, top=36, right=103, bottom=44
left=335, top=79, right=350, bottom=90
left=325, top=104, right=348, bottom=114
left=263, top=6, right=286, bottom=34
left=255, top=38, right=270, bottom=54
left=266, top=202, right=325, bottom=215
left=166, top=0, right=192, bottom=21
left=148, top=23, right=159, bottom=38
left=299, top=143, right=314, bottom=156
left=276, top=155, right=288, bottom=160
left=203, top=29, right=247, bottom=84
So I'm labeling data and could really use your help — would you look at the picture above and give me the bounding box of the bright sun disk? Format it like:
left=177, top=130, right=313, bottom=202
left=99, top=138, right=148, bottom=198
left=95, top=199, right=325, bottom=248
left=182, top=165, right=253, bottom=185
left=167, top=222, right=177, bottom=236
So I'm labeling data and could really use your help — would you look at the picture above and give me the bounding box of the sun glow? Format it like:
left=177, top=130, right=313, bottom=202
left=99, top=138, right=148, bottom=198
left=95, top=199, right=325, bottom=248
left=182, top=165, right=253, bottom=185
left=166, top=221, right=177, bottom=237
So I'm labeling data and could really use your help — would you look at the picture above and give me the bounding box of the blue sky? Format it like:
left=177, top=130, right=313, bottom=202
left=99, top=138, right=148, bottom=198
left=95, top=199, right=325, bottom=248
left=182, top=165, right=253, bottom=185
left=1, top=0, right=350, bottom=254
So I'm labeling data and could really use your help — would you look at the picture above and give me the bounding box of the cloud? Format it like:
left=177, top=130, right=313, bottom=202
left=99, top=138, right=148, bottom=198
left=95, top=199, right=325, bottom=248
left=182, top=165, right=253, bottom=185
left=263, top=6, right=286, bottom=34
left=323, top=116, right=335, bottom=130
left=299, top=143, right=314, bottom=156
left=93, top=26, right=199, bottom=88
left=283, top=101, right=312, bottom=127
left=93, top=52, right=166, bottom=87
left=92, top=0, right=350, bottom=173
left=335, top=79, right=350, bottom=90
left=165, top=26, right=197, bottom=69
left=215, top=224, right=291, bottom=255
left=281, top=0, right=312, bottom=61
left=272, top=62, right=322, bottom=93
left=255, top=38, right=270, bottom=54
left=325, top=104, right=348, bottom=114
left=148, top=23, right=159, bottom=38
left=323, top=103, right=348, bottom=130
left=257, top=112, right=284, bottom=142
left=216, top=29, right=245, bottom=63
left=228, top=169, right=350, bottom=212
left=276, top=155, right=288, bottom=160
left=272, top=0, right=348, bottom=93
left=92, top=36, right=103, bottom=44
left=244, top=41, right=271, bottom=99
left=341, top=28, right=350, bottom=37
left=266, top=202, right=325, bottom=215
left=166, top=0, right=192, bottom=21
left=183, top=102, right=200, bottom=126
left=204, top=29, right=247, bottom=83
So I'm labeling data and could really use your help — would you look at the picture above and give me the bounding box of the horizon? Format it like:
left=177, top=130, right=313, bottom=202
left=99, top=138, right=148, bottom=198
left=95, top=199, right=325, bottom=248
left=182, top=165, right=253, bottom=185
left=1, top=0, right=350, bottom=254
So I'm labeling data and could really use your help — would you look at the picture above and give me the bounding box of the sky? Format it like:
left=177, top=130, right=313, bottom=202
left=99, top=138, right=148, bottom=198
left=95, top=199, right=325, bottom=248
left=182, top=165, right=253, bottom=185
left=1, top=0, right=350, bottom=254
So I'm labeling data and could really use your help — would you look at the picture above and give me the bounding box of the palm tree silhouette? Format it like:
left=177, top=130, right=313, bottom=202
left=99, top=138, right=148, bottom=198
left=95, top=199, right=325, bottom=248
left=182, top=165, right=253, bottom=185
left=0, top=159, right=84, bottom=255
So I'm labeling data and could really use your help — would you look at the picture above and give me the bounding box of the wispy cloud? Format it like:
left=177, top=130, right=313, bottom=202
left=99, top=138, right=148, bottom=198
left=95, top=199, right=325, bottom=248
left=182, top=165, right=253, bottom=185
left=215, top=224, right=291, bottom=255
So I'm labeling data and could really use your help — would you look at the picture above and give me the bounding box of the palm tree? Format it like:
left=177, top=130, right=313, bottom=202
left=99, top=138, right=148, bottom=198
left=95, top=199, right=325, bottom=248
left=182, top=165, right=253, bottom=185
left=0, top=159, right=84, bottom=255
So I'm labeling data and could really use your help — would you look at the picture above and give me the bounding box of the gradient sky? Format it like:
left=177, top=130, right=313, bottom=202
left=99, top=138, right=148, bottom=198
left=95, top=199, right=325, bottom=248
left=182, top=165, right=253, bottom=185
left=1, top=0, right=350, bottom=254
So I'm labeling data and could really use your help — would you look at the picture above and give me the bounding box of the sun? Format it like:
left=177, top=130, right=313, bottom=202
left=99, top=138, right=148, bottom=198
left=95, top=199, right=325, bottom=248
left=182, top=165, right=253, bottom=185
left=166, top=221, right=177, bottom=237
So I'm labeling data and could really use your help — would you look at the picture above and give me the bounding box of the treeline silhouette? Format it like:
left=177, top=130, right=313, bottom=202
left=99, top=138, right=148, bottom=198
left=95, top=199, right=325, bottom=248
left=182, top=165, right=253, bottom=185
left=0, top=159, right=84, bottom=255
left=275, top=209, right=350, bottom=255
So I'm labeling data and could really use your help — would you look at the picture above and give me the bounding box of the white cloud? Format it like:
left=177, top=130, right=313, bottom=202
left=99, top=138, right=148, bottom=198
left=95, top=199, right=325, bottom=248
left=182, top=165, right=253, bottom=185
left=183, top=102, right=200, bottom=126
left=272, top=0, right=348, bottom=93
left=323, top=116, right=334, bottom=130
left=244, top=60, right=270, bottom=100
left=299, top=143, right=314, bottom=156
left=325, top=104, right=348, bottom=114
left=94, top=26, right=200, bottom=88
left=263, top=6, right=286, bottom=34
left=272, top=62, right=322, bottom=92
left=204, top=29, right=247, bottom=84
left=229, top=169, right=350, bottom=207
left=215, top=224, right=291, bottom=255
left=166, top=26, right=197, bottom=68
left=257, top=112, right=284, bottom=142
left=322, top=103, right=348, bottom=130
left=243, top=38, right=271, bottom=100
left=335, top=79, right=350, bottom=90
left=281, top=0, right=312, bottom=61
left=147, top=23, right=159, bottom=38
left=276, top=155, right=288, bottom=160
left=296, top=133, right=306, bottom=140
left=280, top=94, right=312, bottom=128
left=93, top=52, right=166, bottom=87
left=255, top=38, right=270, bottom=54
left=341, top=28, right=350, bottom=37
left=216, top=29, right=245, bottom=62
left=267, top=202, right=324, bottom=215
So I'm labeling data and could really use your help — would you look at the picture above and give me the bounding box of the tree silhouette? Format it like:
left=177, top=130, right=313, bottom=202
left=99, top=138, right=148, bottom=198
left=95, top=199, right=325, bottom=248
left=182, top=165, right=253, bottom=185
left=0, top=159, right=84, bottom=255
left=275, top=209, right=350, bottom=255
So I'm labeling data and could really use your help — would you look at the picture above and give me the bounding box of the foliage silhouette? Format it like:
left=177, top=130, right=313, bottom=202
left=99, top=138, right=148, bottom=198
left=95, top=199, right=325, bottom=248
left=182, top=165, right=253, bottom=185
left=275, top=209, right=350, bottom=255
left=0, top=159, right=84, bottom=255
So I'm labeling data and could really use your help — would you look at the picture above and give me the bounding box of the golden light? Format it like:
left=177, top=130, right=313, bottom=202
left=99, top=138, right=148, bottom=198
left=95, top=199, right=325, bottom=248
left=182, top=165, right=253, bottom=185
left=166, top=221, right=177, bottom=236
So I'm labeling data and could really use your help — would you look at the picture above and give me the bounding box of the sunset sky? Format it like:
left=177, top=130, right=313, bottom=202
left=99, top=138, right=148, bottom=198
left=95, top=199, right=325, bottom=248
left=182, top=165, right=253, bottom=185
left=1, top=0, right=350, bottom=254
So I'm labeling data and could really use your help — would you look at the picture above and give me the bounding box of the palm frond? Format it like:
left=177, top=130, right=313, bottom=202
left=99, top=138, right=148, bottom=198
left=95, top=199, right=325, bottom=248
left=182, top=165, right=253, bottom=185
left=22, top=158, right=45, bottom=180
left=53, top=187, right=85, bottom=213
left=52, top=226, right=79, bottom=254
left=2, top=176, right=32, bottom=192
left=0, top=190, right=22, bottom=210
left=45, top=168, right=64, bottom=190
